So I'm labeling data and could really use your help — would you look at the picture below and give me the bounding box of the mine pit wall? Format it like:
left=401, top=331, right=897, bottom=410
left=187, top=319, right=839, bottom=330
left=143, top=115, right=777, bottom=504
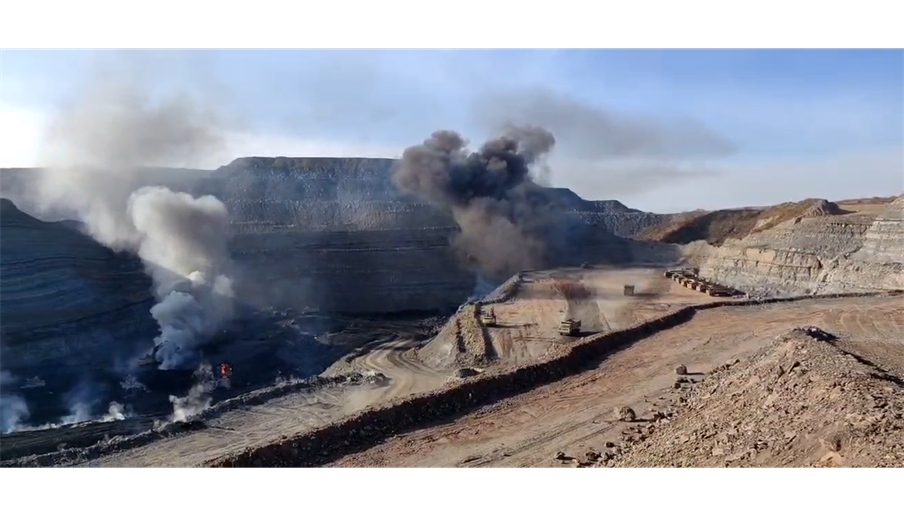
left=207, top=290, right=901, bottom=468
left=691, top=214, right=904, bottom=296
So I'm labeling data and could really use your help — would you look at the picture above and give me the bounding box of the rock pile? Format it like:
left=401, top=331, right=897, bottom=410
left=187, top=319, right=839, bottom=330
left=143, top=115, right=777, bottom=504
left=605, top=328, right=904, bottom=468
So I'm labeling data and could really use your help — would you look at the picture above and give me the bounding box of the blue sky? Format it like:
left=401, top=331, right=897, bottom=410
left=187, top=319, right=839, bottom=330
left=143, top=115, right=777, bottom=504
left=0, top=49, right=901, bottom=212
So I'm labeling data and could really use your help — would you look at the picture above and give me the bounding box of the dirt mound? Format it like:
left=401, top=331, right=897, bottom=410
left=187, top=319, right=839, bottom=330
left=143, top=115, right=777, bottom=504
left=799, top=199, right=846, bottom=218
left=638, top=198, right=852, bottom=245
left=606, top=328, right=904, bottom=468
left=416, top=304, right=493, bottom=370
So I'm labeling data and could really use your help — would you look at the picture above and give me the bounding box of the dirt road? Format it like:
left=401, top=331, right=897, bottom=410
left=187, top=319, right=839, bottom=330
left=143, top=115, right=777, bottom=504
left=75, top=266, right=725, bottom=466
left=61, top=267, right=902, bottom=468
left=480, top=267, right=710, bottom=367
left=326, top=296, right=904, bottom=467
left=345, top=339, right=449, bottom=410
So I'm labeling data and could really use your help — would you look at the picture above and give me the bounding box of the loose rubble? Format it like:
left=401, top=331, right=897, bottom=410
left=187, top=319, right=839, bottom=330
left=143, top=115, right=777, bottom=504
left=614, top=406, right=636, bottom=422
left=602, top=328, right=904, bottom=468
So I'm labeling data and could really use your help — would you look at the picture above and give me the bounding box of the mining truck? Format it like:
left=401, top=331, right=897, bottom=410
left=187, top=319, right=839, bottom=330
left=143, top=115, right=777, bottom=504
left=480, top=308, right=497, bottom=327
left=558, top=318, right=581, bottom=336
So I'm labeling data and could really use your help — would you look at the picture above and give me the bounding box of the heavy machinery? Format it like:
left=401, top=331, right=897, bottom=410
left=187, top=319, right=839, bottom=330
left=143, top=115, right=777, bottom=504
left=480, top=308, right=497, bottom=327
left=558, top=318, right=582, bottom=336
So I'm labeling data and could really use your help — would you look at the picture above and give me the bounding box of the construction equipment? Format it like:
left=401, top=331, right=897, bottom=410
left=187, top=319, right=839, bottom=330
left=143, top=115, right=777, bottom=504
left=558, top=318, right=582, bottom=336
left=480, top=308, right=497, bottom=327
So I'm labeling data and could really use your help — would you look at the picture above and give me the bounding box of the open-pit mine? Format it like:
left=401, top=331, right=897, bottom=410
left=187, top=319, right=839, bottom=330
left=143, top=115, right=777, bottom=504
left=1, top=159, right=901, bottom=468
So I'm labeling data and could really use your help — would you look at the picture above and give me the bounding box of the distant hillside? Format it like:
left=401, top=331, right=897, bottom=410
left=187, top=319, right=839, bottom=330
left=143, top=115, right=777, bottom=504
left=636, top=198, right=855, bottom=245
left=0, top=159, right=682, bottom=316
left=1, top=159, right=673, bottom=238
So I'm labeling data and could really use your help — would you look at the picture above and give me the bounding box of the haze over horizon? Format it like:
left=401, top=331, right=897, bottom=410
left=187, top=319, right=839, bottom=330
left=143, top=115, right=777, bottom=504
left=1, top=49, right=901, bottom=213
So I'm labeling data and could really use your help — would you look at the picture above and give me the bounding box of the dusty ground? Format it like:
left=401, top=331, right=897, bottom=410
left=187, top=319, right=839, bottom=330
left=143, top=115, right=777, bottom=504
left=419, top=266, right=712, bottom=370
left=608, top=328, right=904, bottom=467
left=53, top=266, right=707, bottom=467
left=32, top=266, right=901, bottom=468
left=325, top=295, right=903, bottom=467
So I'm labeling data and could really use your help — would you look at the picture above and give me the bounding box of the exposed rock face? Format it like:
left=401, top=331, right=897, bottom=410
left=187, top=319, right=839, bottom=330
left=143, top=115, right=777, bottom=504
left=0, top=199, right=156, bottom=374
left=0, top=158, right=679, bottom=401
left=692, top=197, right=904, bottom=296
left=187, top=158, right=678, bottom=313
left=0, top=160, right=678, bottom=317
left=852, top=195, right=904, bottom=264
left=189, top=158, right=673, bottom=237
left=195, top=158, right=468, bottom=313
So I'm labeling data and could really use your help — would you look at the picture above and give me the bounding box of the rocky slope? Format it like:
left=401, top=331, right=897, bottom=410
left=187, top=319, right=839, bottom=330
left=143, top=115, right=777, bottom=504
left=0, top=198, right=156, bottom=370
left=2, top=159, right=676, bottom=315
left=607, top=328, right=904, bottom=467
left=0, top=158, right=679, bottom=426
left=195, top=158, right=673, bottom=238
left=639, top=198, right=850, bottom=245
left=683, top=195, right=903, bottom=296
left=851, top=194, right=904, bottom=263
left=0, top=199, right=159, bottom=423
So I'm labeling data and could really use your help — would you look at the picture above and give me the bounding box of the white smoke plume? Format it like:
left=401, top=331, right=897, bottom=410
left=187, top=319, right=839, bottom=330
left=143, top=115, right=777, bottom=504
left=60, top=402, right=94, bottom=425
left=467, top=274, right=496, bottom=302
left=168, top=363, right=217, bottom=423
left=0, top=396, right=31, bottom=434
left=1, top=370, right=30, bottom=433
left=128, top=186, right=235, bottom=368
left=33, top=62, right=235, bottom=370
left=101, top=401, right=129, bottom=422
left=58, top=380, right=102, bottom=424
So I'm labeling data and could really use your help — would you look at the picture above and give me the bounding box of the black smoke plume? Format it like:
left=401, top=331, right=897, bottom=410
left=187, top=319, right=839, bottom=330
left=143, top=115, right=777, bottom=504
left=392, top=126, right=563, bottom=280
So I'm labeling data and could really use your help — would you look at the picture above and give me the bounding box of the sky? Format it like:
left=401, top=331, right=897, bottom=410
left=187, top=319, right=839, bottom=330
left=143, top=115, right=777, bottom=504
left=0, top=48, right=901, bottom=213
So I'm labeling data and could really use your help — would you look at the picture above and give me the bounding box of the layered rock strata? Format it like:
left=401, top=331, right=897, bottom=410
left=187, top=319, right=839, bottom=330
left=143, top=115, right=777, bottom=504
left=694, top=196, right=904, bottom=295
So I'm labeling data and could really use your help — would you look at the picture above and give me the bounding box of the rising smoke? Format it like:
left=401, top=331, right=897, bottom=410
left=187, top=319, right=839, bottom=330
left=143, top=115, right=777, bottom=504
left=392, top=126, right=562, bottom=280
left=167, top=363, right=217, bottom=423
left=0, top=371, right=30, bottom=433
left=472, top=88, right=737, bottom=198
left=33, top=66, right=235, bottom=370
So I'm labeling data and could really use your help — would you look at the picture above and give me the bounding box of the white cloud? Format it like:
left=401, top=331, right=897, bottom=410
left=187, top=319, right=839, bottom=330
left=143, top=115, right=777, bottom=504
left=0, top=104, right=402, bottom=169
left=584, top=146, right=904, bottom=213
left=220, top=132, right=401, bottom=166
left=4, top=102, right=899, bottom=214
left=0, top=104, right=45, bottom=167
